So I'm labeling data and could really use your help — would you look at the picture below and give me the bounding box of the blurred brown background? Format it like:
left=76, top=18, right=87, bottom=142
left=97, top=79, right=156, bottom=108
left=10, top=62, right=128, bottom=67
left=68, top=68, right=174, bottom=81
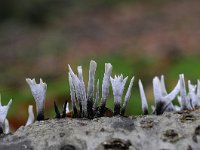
left=1, top=0, right=200, bottom=131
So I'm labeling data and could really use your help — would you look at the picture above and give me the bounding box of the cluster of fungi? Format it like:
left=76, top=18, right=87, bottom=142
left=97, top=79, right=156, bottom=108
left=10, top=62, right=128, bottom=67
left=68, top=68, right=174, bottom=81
left=0, top=60, right=200, bottom=134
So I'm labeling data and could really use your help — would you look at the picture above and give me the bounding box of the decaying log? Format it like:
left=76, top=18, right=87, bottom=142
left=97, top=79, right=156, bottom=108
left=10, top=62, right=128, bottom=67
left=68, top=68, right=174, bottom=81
left=0, top=109, right=200, bottom=150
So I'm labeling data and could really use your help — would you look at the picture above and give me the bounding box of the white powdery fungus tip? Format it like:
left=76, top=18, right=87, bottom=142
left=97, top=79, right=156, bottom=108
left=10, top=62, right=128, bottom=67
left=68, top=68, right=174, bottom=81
left=4, top=119, right=9, bottom=134
left=95, top=63, right=112, bottom=117
left=121, top=76, right=134, bottom=115
left=110, top=75, right=128, bottom=115
left=25, top=105, right=35, bottom=126
left=68, top=73, right=77, bottom=110
left=102, top=63, right=112, bottom=104
left=161, top=75, right=167, bottom=96
left=77, top=66, right=84, bottom=81
left=68, top=66, right=82, bottom=106
left=77, top=66, right=87, bottom=117
left=0, top=99, right=12, bottom=124
left=68, top=73, right=76, bottom=101
left=87, top=60, right=97, bottom=118
left=188, top=80, right=197, bottom=107
left=87, top=60, right=97, bottom=102
left=0, top=98, right=12, bottom=133
left=26, top=78, right=47, bottom=121
left=138, top=79, right=148, bottom=115
left=179, top=74, right=189, bottom=110
left=153, top=76, right=162, bottom=104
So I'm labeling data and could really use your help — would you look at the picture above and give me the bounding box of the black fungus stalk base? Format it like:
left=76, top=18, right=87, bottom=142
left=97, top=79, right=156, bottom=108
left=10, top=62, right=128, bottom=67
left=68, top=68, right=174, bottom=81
left=113, top=103, right=121, bottom=116
left=37, top=113, right=45, bottom=121
left=0, top=124, right=3, bottom=135
left=1, top=109, right=200, bottom=150
left=154, top=101, right=167, bottom=115
left=87, top=99, right=94, bottom=119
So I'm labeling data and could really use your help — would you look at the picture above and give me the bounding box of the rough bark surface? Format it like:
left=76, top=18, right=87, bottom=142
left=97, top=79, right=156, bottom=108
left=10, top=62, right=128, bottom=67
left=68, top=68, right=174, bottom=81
left=1, top=109, right=200, bottom=150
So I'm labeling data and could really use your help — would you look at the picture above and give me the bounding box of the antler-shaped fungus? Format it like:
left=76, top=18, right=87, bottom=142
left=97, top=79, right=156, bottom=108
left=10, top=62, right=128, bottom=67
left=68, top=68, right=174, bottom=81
left=26, top=78, right=47, bottom=121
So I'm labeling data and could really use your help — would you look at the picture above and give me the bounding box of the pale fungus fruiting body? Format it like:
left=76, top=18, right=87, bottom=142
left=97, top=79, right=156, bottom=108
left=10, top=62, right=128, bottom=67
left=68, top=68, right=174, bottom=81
left=0, top=97, right=12, bottom=134
left=25, top=105, right=34, bottom=126
left=138, top=80, right=149, bottom=115
left=121, top=77, right=134, bottom=116
left=179, top=74, right=189, bottom=110
left=4, top=119, right=10, bottom=134
left=110, top=75, right=128, bottom=116
left=68, top=65, right=87, bottom=117
left=26, top=78, right=47, bottom=121
left=96, top=63, right=113, bottom=117
left=87, top=60, right=97, bottom=118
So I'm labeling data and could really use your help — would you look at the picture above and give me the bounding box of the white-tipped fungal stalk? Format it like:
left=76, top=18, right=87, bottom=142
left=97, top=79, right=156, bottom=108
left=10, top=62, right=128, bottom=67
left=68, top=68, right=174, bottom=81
left=26, top=78, right=47, bottom=121
left=87, top=60, right=97, bottom=117
left=179, top=74, right=192, bottom=110
left=160, top=75, right=175, bottom=112
left=188, top=80, right=197, bottom=108
left=68, top=72, right=78, bottom=117
left=153, top=76, right=180, bottom=115
left=25, top=105, right=35, bottom=126
left=68, top=65, right=83, bottom=116
left=4, top=119, right=9, bottom=134
left=121, top=76, right=134, bottom=115
left=185, top=80, right=200, bottom=109
left=179, top=74, right=187, bottom=109
left=96, top=63, right=113, bottom=117
left=101, top=63, right=112, bottom=106
left=138, top=79, right=149, bottom=115
left=87, top=60, right=97, bottom=99
left=110, top=75, right=128, bottom=115
left=93, top=79, right=100, bottom=110
left=160, top=75, right=168, bottom=96
left=0, top=98, right=12, bottom=134
left=77, top=66, right=87, bottom=117
left=68, top=65, right=88, bottom=117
